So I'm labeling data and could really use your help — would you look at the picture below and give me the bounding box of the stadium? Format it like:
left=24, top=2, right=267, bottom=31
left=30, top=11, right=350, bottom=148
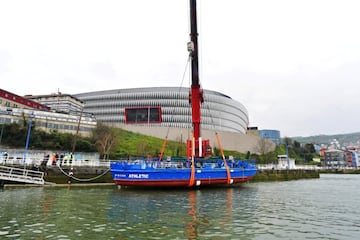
left=75, top=87, right=248, bottom=133
left=75, top=87, right=264, bottom=153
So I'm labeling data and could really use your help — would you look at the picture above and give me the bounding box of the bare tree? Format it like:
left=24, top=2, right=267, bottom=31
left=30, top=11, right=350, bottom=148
left=96, top=133, right=116, bottom=160
left=94, top=123, right=117, bottom=160
left=253, top=138, right=275, bottom=164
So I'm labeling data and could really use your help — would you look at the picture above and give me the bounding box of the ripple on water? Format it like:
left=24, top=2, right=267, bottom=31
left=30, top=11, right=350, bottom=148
left=0, top=231, right=9, bottom=236
left=92, top=228, right=105, bottom=232
left=55, top=234, right=71, bottom=240
left=5, top=234, right=21, bottom=238
left=25, top=222, right=43, bottom=228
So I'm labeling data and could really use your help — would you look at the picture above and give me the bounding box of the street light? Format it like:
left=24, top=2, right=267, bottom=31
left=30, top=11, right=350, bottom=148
left=24, top=112, right=35, bottom=168
left=0, top=123, right=4, bottom=145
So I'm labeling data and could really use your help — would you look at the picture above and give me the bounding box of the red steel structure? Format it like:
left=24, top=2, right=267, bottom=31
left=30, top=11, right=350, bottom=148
left=186, top=0, right=211, bottom=158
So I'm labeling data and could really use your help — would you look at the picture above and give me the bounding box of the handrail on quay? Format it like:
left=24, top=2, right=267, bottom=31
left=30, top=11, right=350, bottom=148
left=0, top=155, right=111, bottom=168
left=0, top=165, right=45, bottom=185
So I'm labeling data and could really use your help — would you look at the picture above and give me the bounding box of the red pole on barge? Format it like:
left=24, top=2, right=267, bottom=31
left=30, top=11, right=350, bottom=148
left=187, top=0, right=210, bottom=158
left=189, top=0, right=202, bottom=142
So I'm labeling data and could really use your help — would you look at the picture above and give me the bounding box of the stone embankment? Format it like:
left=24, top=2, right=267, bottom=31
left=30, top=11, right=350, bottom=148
left=252, top=169, right=320, bottom=182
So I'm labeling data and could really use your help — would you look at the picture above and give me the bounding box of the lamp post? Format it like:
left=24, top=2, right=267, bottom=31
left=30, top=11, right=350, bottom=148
left=0, top=123, right=4, bottom=145
left=286, top=144, right=290, bottom=169
left=24, top=112, right=35, bottom=168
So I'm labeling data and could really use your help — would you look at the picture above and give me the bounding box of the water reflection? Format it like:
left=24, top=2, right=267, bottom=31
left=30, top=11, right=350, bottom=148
left=0, top=184, right=260, bottom=239
left=108, top=185, right=258, bottom=239
left=185, top=188, right=240, bottom=239
left=2, top=176, right=358, bottom=239
left=186, top=190, right=198, bottom=239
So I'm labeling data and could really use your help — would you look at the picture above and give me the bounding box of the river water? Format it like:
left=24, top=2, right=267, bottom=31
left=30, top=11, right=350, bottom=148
left=1, top=174, right=359, bottom=240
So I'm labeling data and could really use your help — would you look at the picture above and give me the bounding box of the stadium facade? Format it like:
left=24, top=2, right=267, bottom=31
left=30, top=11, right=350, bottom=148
left=75, top=87, right=249, bottom=134
left=74, top=87, right=270, bottom=153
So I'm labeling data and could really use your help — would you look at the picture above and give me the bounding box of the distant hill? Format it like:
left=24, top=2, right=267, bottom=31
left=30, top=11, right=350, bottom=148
left=292, top=132, right=360, bottom=147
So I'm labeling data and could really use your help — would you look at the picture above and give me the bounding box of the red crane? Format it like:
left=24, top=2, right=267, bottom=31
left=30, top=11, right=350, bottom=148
left=186, top=0, right=211, bottom=158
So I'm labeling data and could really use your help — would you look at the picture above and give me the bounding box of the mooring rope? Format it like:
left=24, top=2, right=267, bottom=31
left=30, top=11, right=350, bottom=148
left=215, top=133, right=232, bottom=185
left=56, top=165, right=111, bottom=182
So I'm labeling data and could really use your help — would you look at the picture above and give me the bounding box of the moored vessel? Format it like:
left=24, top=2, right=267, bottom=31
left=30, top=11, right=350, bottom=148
left=111, top=157, right=257, bottom=187
left=110, top=0, right=257, bottom=188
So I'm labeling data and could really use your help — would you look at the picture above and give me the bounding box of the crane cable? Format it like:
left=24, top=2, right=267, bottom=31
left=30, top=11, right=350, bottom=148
left=158, top=56, right=191, bottom=162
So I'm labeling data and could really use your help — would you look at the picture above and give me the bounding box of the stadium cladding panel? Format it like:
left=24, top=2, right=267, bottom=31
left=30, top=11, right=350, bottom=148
left=75, top=87, right=249, bottom=134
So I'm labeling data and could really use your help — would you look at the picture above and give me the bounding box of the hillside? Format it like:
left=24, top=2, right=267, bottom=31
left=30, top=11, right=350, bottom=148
left=292, top=132, right=360, bottom=147
left=0, top=122, right=246, bottom=159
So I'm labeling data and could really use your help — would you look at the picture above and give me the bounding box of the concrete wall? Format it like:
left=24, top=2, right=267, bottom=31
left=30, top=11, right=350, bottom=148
left=118, top=124, right=275, bottom=154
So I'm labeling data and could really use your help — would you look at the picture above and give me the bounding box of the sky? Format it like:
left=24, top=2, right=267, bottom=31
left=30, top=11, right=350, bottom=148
left=1, top=0, right=360, bottom=137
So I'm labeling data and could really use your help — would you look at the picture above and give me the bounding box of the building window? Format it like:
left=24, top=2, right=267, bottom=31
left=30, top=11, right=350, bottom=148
left=125, top=106, right=162, bottom=124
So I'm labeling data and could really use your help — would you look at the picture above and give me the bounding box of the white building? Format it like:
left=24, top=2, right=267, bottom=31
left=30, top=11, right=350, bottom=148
left=25, top=93, right=84, bottom=114
left=277, top=155, right=296, bottom=169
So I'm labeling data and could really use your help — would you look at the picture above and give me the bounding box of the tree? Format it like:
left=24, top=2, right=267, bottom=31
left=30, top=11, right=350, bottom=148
left=93, top=123, right=117, bottom=160
left=76, top=139, right=95, bottom=152
left=253, top=138, right=275, bottom=164
left=293, top=140, right=301, bottom=149
left=304, top=143, right=315, bottom=154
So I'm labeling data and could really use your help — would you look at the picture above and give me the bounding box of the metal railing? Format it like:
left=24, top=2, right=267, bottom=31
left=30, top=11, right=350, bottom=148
left=257, top=164, right=321, bottom=170
left=0, top=156, right=111, bottom=168
left=0, top=165, right=44, bottom=185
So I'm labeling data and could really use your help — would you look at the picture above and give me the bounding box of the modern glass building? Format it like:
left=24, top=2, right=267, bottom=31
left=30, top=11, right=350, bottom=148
left=75, top=87, right=249, bottom=134
left=259, top=129, right=281, bottom=145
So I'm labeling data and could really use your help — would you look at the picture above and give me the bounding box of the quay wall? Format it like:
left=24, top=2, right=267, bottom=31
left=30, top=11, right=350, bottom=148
left=252, top=169, right=320, bottom=182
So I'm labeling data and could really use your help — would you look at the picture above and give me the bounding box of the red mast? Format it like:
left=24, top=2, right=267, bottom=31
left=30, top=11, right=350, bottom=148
left=187, top=0, right=211, bottom=158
